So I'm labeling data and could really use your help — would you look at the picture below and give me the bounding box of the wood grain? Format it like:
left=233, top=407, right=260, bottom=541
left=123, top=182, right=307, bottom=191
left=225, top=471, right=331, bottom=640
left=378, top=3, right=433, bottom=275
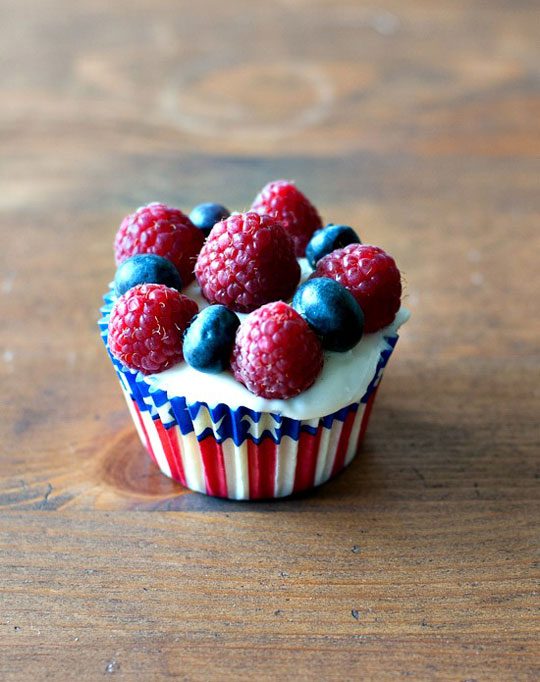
left=1, top=510, right=537, bottom=680
left=1, top=0, right=539, bottom=679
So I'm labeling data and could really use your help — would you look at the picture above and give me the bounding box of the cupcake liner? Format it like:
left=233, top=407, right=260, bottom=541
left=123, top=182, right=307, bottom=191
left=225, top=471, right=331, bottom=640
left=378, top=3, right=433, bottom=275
left=117, top=384, right=379, bottom=499
left=99, top=290, right=399, bottom=500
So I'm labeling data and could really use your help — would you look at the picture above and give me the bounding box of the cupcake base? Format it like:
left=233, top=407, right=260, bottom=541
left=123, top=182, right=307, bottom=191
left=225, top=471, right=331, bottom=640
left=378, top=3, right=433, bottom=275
left=118, top=382, right=380, bottom=500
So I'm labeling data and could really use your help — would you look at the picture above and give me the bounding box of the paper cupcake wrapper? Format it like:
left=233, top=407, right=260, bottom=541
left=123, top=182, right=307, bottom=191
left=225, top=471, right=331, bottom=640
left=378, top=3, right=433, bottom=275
left=99, top=290, right=398, bottom=500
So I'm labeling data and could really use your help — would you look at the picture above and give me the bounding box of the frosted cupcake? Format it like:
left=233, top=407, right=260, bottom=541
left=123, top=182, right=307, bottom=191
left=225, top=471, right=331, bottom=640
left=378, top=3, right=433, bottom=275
left=100, top=181, right=408, bottom=500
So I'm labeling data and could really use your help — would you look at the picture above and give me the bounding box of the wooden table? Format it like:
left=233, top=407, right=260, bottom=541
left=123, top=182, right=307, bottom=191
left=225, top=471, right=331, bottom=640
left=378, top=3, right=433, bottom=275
left=1, top=1, right=538, bottom=679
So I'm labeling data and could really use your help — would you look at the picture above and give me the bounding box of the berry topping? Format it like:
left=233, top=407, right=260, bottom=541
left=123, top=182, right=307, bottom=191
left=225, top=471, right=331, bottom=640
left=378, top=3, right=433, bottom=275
left=251, top=179, right=323, bottom=257
left=114, top=203, right=205, bottom=285
left=183, top=305, right=240, bottom=374
left=292, top=278, right=364, bottom=352
left=189, top=202, right=230, bottom=237
left=314, top=244, right=401, bottom=333
left=114, top=254, right=182, bottom=297
left=108, top=283, right=198, bottom=374
left=305, top=224, right=360, bottom=268
left=195, top=212, right=300, bottom=313
left=231, top=301, right=323, bottom=399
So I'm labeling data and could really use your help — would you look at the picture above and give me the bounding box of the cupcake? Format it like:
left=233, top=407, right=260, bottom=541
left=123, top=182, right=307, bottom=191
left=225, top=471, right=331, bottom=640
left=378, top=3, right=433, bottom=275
left=99, top=182, right=408, bottom=500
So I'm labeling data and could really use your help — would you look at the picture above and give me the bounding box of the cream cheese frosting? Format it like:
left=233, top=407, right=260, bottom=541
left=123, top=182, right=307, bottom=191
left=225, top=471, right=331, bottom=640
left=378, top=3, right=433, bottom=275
left=146, top=259, right=409, bottom=420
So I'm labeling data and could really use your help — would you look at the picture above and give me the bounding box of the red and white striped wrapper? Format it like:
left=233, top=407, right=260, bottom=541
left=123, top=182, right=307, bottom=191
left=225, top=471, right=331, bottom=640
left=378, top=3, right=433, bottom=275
left=119, top=383, right=380, bottom=500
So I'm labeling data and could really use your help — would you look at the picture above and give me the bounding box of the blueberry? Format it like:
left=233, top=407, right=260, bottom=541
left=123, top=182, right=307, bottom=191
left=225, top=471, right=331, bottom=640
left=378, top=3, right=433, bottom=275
left=114, top=254, right=182, bottom=297
left=305, top=224, right=360, bottom=268
left=189, top=202, right=230, bottom=237
left=183, top=305, right=241, bottom=373
left=292, top=278, right=364, bottom=352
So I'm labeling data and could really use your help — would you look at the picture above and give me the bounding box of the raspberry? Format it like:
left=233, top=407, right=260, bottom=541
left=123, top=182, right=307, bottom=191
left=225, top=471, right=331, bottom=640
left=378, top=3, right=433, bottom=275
left=314, top=244, right=401, bottom=333
left=231, top=301, right=323, bottom=399
left=195, top=212, right=300, bottom=313
left=251, top=179, right=323, bottom=257
left=108, top=283, right=198, bottom=374
left=114, top=203, right=205, bottom=285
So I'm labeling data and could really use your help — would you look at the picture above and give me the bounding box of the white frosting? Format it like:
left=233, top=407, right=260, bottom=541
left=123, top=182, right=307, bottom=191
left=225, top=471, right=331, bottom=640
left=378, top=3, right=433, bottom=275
left=146, top=259, right=409, bottom=420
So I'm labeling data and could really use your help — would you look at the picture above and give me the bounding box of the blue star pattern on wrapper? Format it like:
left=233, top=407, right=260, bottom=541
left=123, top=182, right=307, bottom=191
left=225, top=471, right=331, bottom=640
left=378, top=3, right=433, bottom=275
left=99, top=289, right=400, bottom=446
